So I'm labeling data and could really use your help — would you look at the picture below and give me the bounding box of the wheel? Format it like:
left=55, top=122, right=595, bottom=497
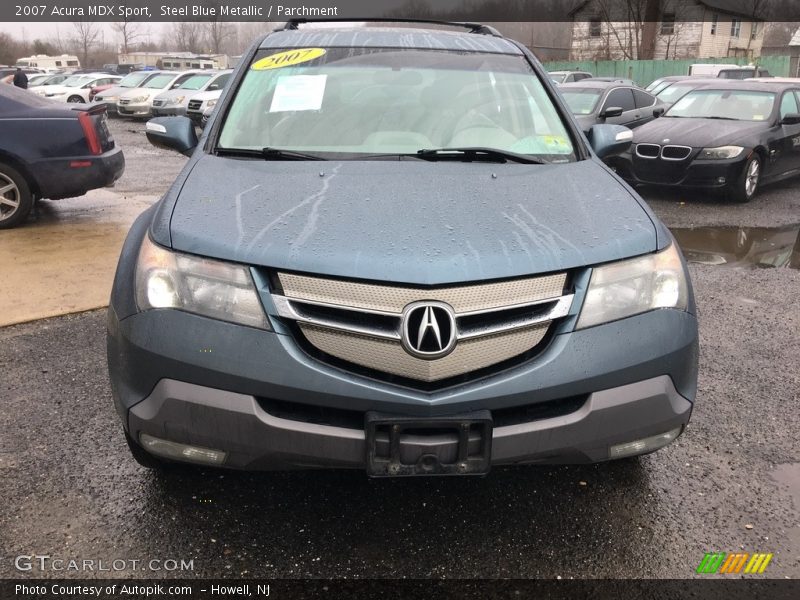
left=728, top=154, right=761, bottom=203
left=124, top=430, right=171, bottom=470
left=67, top=95, right=84, bottom=103
left=0, top=163, right=34, bottom=229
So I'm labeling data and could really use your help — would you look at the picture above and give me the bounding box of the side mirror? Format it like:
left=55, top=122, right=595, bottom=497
left=781, top=113, right=800, bottom=125
left=653, top=107, right=666, bottom=118
left=588, top=124, right=633, bottom=160
left=599, top=106, right=624, bottom=119
left=146, top=117, right=198, bottom=156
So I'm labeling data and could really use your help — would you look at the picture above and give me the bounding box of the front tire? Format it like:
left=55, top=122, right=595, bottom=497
left=67, top=95, right=84, bottom=103
left=728, top=154, right=761, bottom=203
left=0, top=163, right=34, bottom=229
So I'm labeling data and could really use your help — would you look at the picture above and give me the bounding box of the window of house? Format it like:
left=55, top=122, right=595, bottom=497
left=731, top=19, right=741, bottom=38
left=55, top=61, right=61, bottom=66
left=661, top=14, right=675, bottom=35
left=751, top=22, right=759, bottom=39
left=590, top=18, right=602, bottom=37
left=710, top=13, right=718, bottom=35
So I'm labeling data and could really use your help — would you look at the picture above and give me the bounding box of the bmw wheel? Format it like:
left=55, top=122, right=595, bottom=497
left=729, top=154, right=761, bottom=203
left=0, top=163, right=33, bottom=230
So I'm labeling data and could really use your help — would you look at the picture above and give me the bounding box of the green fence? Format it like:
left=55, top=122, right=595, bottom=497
left=542, top=56, right=791, bottom=85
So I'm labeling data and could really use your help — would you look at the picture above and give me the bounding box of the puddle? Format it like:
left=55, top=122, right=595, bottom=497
left=671, top=224, right=800, bottom=270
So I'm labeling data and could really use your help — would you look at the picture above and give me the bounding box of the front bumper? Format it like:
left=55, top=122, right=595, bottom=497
left=94, top=99, right=119, bottom=115
left=151, top=106, right=186, bottom=117
left=117, top=102, right=151, bottom=117
left=109, top=304, right=698, bottom=470
left=611, top=150, right=749, bottom=189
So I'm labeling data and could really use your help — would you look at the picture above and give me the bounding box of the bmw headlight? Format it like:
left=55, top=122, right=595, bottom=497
left=135, top=235, right=270, bottom=330
left=577, top=243, right=689, bottom=329
left=698, top=146, right=744, bottom=160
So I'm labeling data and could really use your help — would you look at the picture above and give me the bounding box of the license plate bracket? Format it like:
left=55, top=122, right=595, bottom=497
left=365, top=410, right=492, bottom=477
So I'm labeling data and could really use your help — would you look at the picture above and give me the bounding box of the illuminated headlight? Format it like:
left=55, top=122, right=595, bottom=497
left=206, top=99, right=217, bottom=108
left=698, top=145, right=744, bottom=160
left=577, top=243, right=689, bottom=329
left=135, top=235, right=270, bottom=329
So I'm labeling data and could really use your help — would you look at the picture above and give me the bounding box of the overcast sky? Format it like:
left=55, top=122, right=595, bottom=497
left=0, top=21, right=162, bottom=45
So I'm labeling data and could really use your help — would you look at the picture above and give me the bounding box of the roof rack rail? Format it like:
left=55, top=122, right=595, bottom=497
left=279, top=18, right=502, bottom=37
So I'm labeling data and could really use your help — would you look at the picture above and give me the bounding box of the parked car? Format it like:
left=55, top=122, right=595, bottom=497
left=590, top=77, right=640, bottom=87
left=654, top=78, right=720, bottom=107
left=39, top=73, right=121, bottom=103
left=108, top=20, right=698, bottom=474
left=0, top=67, right=42, bottom=84
left=185, top=88, right=223, bottom=126
left=645, top=75, right=693, bottom=94
left=549, top=70, right=593, bottom=84
left=92, top=70, right=165, bottom=116
left=151, top=70, right=232, bottom=117
left=89, top=83, right=116, bottom=102
left=610, top=80, right=800, bottom=202
left=0, top=84, right=124, bottom=228
left=560, top=81, right=664, bottom=133
left=26, top=73, right=71, bottom=95
left=116, top=70, right=204, bottom=118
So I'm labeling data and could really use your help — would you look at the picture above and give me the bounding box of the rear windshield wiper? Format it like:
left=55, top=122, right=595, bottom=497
left=415, top=147, right=546, bottom=164
left=215, top=147, right=326, bottom=161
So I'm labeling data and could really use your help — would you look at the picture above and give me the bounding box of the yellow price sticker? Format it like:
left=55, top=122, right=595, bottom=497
left=251, top=48, right=327, bottom=70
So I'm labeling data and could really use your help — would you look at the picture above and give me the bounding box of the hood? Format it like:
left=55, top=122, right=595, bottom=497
left=634, top=116, right=768, bottom=148
left=189, top=89, right=223, bottom=101
left=95, top=84, right=132, bottom=98
left=166, top=158, right=657, bottom=285
left=154, top=89, right=186, bottom=101
left=120, top=87, right=161, bottom=100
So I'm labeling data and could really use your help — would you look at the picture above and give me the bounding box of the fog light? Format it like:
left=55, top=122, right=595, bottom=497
left=139, top=433, right=227, bottom=465
left=609, top=427, right=682, bottom=459
left=716, top=176, right=726, bottom=184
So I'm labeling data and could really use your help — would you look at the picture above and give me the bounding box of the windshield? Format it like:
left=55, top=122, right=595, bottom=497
left=645, top=78, right=664, bottom=92
left=666, top=89, right=776, bottom=121
left=219, top=48, right=576, bottom=161
left=62, top=75, right=94, bottom=87
left=561, top=88, right=603, bottom=115
left=656, top=83, right=697, bottom=104
left=144, top=74, right=175, bottom=89
left=119, top=72, right=151, bottom=88
left=178, top=74, right=214, bottom=90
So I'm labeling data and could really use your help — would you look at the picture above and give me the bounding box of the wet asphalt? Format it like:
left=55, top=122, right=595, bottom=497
left=0, top=121, right=798, bottom=580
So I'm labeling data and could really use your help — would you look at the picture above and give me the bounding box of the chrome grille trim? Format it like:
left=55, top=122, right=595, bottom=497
left=298, top=323, right=550, bottom=382
left=660, top=145, right=692, bottom=161
left=635, top=143, right=660, bottom=159
left=277, top=272, right=567, bottom=314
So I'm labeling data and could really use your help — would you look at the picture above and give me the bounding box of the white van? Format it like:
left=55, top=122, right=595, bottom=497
left=688, top=64, right=770, bottom=79
left=15, top=54, right=81, bottom=73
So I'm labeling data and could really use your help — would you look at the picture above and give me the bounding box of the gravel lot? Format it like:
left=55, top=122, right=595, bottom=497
left=0, top=119, right=798, bottom=580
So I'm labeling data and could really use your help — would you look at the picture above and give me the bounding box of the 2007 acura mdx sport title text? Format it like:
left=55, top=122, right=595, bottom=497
left=107, top=21, right=698, bottom=476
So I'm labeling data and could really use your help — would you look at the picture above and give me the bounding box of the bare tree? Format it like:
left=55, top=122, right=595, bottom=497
left=204, top=19, right=232, bottom=55
left=111, top=17, right=145, bottom=54
left=72, top=21, right=101, bottom=67
left=174, top=22, right=203, bottom=53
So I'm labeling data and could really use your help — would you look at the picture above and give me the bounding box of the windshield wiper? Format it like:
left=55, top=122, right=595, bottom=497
left=415, top=147, right=546, bottom=164
left=702, top=116, right=741, bottom=121
left=215, top=147, right=325, bottom=161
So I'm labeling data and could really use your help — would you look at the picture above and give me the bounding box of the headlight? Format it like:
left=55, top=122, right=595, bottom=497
left=577, top=243, right=688, bottom=329
left=698, top=145, right=744, bottom=160
left=169, top=95, right=185, bottom=105
left=206, top=99, right=217, bottom=108
left=135, top=235, right=271, bottom=330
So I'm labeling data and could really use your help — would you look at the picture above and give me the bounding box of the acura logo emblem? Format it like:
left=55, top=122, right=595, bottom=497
left=401, top=301, right=457, bottom=359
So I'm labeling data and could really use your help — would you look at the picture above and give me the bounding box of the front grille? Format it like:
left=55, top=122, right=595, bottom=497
left=118, top=98, right=130, bottom=105
left=635, top=143, right=660, bottom=158
left=188, top=100, right=202, bottom=111
left=272, top=271, right=573, bottom=386
left=661, top=145, right=692, bottom=160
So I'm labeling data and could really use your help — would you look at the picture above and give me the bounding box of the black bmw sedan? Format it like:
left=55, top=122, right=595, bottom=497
left=611, top=81, right=800, bottom=202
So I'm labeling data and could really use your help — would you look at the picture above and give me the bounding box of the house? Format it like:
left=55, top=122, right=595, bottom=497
left=569, top=0, right=766, bottom=61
